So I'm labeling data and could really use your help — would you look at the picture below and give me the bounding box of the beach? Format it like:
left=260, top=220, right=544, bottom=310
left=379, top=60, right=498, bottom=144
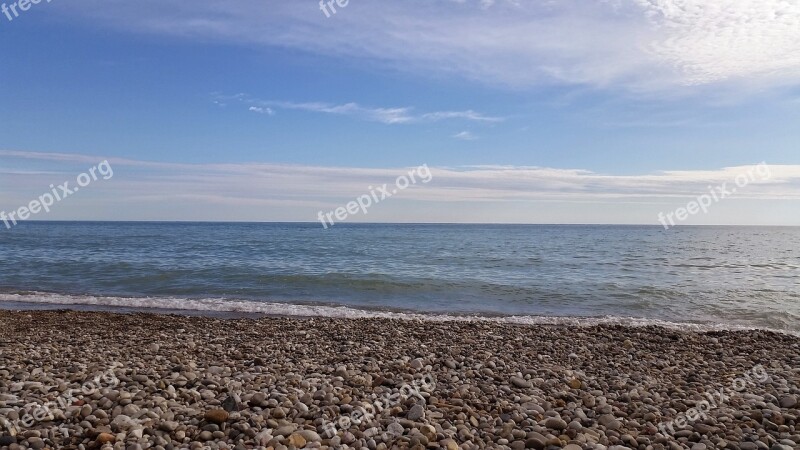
left=4, top=1, right=800, bottom=450
left=1, top=310, right=798, bottom=450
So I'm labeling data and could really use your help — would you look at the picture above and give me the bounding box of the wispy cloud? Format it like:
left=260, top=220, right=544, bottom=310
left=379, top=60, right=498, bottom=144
left=422, top=111, right=501, bottom=123
left=2, top=150, right=799, bottom=224
left=453, top=131, right=478, bottom=140
left=54, top=0, right=800, bottom=95
left=216, top=94, right=503, bottom=125
left=248, top=106, right=274, bottom=115
left=265, top=101, right=415, bottom=124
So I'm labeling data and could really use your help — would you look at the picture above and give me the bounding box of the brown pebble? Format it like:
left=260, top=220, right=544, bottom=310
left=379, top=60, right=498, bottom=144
left=96, top=433, right=116, bottom=444
left=204, top=409, right=229, bottom=424
left=288, top=433, right=307, bottom=448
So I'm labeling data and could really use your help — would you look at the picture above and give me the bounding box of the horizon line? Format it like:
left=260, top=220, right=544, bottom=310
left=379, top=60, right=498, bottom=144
left=11, top=220, right=800, bottom=228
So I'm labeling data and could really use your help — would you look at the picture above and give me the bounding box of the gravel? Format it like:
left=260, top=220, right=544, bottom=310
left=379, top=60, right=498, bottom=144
left=0, top=310, right=799, bottom=450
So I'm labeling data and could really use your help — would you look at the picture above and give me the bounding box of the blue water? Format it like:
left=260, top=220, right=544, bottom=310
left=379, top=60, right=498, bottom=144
left=0, top=222, right=798, bottom=333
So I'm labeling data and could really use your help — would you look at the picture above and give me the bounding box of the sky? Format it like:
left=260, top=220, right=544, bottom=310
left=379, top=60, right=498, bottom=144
left=1, top=0, right=799, bottom=225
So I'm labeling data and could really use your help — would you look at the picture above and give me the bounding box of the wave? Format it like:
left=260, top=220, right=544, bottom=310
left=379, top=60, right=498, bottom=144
left=0, top=291, right=788, bottom=335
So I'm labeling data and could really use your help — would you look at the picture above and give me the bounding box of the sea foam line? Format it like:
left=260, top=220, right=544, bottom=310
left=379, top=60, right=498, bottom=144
left=0, top=291, right=789, bottom=335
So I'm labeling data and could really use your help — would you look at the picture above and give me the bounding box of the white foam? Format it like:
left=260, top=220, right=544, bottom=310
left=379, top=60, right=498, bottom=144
left=0, top=291, right=790, bottom=335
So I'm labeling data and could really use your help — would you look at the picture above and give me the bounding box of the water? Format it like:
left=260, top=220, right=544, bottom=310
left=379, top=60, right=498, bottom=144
left=1, top=222, right=798, bottom=333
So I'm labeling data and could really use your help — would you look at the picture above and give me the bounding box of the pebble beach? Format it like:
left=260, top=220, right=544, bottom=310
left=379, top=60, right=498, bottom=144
left=1, top=310, right=799, bottom=450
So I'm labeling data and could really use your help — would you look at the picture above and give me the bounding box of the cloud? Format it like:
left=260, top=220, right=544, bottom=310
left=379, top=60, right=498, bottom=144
left=422, top=111, right=502, bottom=123
left=4, top=150, right=799, bottom=201
left=216, top=94, right=503, bottom=125
left=453, top=131, right=478, bottom=140
left=633, top=0, right=800, bottom=86
left=54, top=0, right=800, bottom=94
left=248, top=106, right=274, bottom=115
left=268, top=101, right=415, bottom=124
left=2, top=150, right=799, bottom=224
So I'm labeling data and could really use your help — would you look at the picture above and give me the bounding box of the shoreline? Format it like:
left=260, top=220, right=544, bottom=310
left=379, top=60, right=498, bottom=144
left=1, top=310, right=799, bottom=450
left=1, top=296, right=792, bottom=337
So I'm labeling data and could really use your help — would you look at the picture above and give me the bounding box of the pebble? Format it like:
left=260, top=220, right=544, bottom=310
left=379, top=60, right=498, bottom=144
left=26, top=437, right=44, bottom=449
left=97, top=433, right=116, bottom=444
left=288, top=433, right=307, bottom=447
left=511, top=377, right=531, bottom=388
left=442, top=438, right=459, bottom=450
left=408, top=404, right=425, bottom=421
left=159, top=421, right=179, bottom=432
left=780, top=395, right=797, bottom=408
left=204, top=409, right=229, bottom=424
left=544, top=417, right=568, bottom=430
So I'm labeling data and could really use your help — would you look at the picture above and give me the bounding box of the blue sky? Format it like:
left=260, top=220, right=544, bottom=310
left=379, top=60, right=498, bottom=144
left=1, top=0, right=800, bottom=224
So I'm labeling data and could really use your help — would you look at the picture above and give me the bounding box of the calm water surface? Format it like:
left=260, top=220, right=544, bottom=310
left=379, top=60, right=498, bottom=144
left=0, top=223, right=798, bottom=333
